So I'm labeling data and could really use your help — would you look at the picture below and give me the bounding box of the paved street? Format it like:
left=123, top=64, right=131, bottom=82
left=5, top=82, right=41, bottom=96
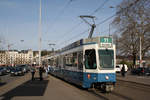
left=0, top=74, right=22, bottom=87
left=0, top=72, right=150, bottom=100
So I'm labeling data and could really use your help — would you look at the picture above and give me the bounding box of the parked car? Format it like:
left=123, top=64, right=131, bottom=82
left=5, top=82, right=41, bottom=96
left=10, top=67, right=25, bottom=76
left=5, top=66, right=12, bottom=73
left=145, top=67, right=150, bottom=76
left=115, top=65, right=121, bottom=73
left=18, top=65, right=30, bottom=73
left=115, top=64, right=128, bottom=73
left=0, top=67, right=7, bottom=75
left=23, top=65, right=30, bottom=73
left=131, top=67, right=146, bottom=76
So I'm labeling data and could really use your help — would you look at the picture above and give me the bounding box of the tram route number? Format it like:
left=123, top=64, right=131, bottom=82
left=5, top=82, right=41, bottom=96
left=100, top=37, right=112, bottom=48
left=100, top=37, right=112, bottom=43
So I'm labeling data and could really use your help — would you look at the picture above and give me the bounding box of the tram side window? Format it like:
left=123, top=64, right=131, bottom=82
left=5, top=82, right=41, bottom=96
left=63, top=55, right=66, bottom=68
left=85, top=49, right=97, bottom=69
left=56, top=57, right=59, bottom=67
left=78, top=51, right=83, bottom=70
left=53, top=58, right=56, bottom=66
left=65, top=53, right=73, bottom=67
left=73, top=52, right=77, bottom=67
left=49, top=59, right=54, bottom=66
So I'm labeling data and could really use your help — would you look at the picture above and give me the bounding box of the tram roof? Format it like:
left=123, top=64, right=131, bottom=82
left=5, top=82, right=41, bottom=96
left=61, top=36, right=113, bottom=52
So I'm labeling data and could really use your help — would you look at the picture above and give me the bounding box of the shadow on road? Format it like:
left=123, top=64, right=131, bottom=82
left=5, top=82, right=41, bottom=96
left=1, top=78, right=49, bottom=100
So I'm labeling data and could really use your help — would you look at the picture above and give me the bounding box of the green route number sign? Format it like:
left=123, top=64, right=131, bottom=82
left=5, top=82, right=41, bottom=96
left=100, top=37, right=112, bottom=43
left=100, top=37, right=113, bottom=48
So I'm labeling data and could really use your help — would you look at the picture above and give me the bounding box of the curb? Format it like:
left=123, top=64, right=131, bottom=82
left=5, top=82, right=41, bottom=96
left=117, top=78, right=150, bottom=87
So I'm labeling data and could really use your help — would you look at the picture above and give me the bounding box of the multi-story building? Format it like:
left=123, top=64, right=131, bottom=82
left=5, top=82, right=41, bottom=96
left=0, top=51, right=7, bottom=65
left=0, top=50, right=33, bottom=66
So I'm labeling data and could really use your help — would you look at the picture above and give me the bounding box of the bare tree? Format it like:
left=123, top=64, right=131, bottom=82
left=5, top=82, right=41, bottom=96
left=113, top=0, right=150, bottom=67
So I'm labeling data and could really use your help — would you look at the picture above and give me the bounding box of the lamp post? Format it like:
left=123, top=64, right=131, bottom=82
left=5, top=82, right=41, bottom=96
left=109, top=6, right=115, bottom=36
left=139, top=36, right=142, bottom=67
left=48, top=43, right=55, bottom=55
left=20, top=40, right=25, bottom=65
left=38, top=0, right=42, bottom=67
left=7, top=44, right=13, bottom=66
left=109, top=24, right=111, bottom=36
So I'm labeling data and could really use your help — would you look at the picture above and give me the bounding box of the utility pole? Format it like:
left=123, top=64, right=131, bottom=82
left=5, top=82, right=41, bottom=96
left=139, top=36, right=142, bottom=67
left=38, top=0, right=42, bottom=66
left=80, top=15, right=96, bottom=38
left=7, top=44, right=13, bottom=66
left=109, top=24, right=110, bottom=36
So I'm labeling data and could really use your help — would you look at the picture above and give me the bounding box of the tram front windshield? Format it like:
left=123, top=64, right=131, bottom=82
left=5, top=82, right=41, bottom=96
left=85, top=49, right=97, bottom=69
left=99, top=49, right=114, bottom=68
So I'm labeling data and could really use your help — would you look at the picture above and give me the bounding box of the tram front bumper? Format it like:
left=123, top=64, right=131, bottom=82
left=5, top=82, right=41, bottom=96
left=83, top=73, right=116, bottom=88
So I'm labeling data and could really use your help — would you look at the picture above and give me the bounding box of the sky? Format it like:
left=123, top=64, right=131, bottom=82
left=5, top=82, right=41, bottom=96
left=0, top=0, right=122, bottom=51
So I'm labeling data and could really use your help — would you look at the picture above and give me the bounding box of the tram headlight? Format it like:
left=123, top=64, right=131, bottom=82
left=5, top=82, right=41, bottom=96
left=87, top=74, right=91, bottom=79
left=105, top=76, right=109, bottom=80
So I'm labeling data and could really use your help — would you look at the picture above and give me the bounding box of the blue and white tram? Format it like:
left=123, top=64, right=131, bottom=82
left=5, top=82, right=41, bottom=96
left=48, top=36, right=116, bottom=92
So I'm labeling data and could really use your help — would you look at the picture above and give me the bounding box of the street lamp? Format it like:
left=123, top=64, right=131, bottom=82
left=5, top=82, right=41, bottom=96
left=7, top=43, right=13, bottom=66
left=109, top=6, right=115, bottom=36
left=38, top=0, right=42, bottom=67
left=139, top=36, right=142, bottom=67
left=20, top=40, right=24, bottom=42
left=48, top=43, right=55, bottom=55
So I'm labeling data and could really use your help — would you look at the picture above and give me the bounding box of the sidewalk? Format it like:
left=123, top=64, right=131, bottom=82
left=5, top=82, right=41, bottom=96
left=0, top=72, right=49, bottom=100
left=0, top=73, right=31, bottom=96
left=0, top=74, right=101, bottom=100
left=116, top=72, right=150, bottom=86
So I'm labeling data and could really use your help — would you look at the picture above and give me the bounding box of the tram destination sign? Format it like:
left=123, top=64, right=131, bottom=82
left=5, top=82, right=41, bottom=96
left=100, top=37, right=113, bottom=48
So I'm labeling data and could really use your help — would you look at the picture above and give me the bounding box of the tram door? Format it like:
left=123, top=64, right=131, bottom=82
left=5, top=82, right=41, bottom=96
left=77, top=51, right=83, bottom=84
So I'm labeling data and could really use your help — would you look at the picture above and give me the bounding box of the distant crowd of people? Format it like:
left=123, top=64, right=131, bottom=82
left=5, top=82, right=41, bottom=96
left=30, top=65, right=49, bottom=81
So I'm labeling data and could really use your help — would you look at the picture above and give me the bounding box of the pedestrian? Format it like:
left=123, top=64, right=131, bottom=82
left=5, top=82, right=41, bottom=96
left=48, top=65, right=50, bottom=72
left=121, top=64, right=126, bottom=77
left=45, top=66, right=49, bottom=78
left=31, top=67, right=36, bottom=81
left=39, top=67, right=44, bottom=81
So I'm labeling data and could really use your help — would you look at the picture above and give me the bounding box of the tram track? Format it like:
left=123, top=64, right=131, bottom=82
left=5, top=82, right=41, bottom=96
left=50, top=74, right=131, bottom=100
left=87, top=79, right=150, bottom=100
left=87, top=88, right=133, bottom=100
left=49, top=74, right=150, bottom=100
left=50, top=74, right=150, bottom=100
left=117, top=79, right=150, bottom=92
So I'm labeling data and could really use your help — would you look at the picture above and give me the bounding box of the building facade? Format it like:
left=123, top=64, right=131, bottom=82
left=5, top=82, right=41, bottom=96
left=0, top=50, right=33, bottom=66
left=0, top=51, right=7, bottom=65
